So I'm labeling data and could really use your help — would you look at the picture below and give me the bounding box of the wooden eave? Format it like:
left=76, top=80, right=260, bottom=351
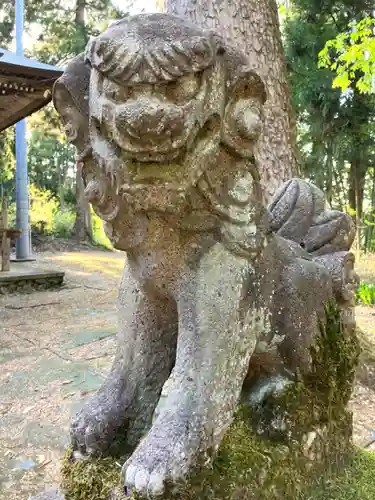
left=0, top=49, right=63, bottom=132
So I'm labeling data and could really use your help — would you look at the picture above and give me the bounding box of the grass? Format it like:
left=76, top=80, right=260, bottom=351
left=356, top=282, right=375, bottom=306
left=52, top=252, right=124, bottom=277
left=305, top=450, right=375, bottom=500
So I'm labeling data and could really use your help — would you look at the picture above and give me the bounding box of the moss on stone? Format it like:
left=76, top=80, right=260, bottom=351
left=61, top=446, right=125, bottom=500
left=307, top=450, right=375, bottom=500
left=61, top=417, right=375, bottom=500
left=61, top=301, right=363, bottom=500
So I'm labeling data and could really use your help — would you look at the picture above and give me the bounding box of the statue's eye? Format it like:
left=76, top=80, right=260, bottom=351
left=166, top=73, right=201, bottom=104
left=64, top=122, right=77, bottom=142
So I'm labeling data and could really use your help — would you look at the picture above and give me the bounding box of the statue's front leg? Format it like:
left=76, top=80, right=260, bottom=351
left=123, top=244, right=261, bottom=498
left=71, top=265, right=177, bottom=457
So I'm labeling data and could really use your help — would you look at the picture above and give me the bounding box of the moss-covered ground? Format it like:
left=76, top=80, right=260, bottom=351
left=61, top=416, right=375, bottom=500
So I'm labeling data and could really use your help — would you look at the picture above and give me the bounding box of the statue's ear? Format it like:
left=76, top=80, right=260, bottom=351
left=52, top=80, right=71, bottom=114
left=222, top=67, right=267, bottom=158
left=229, top=66, right=267, bottom=104
left=53, top=80, right=89, bottom=148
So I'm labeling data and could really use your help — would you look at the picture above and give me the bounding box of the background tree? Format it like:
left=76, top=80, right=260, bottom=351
left=163, top=0, right=299, bottom=202
left=28, top=0, right=125, bottom=241
left=0, top=0, right=125, bottom=244
left=319, top=16, right=375, bottom=95
left=0, top=1, right=16, bottom=200
left=283, top=0, right=375, bottom=251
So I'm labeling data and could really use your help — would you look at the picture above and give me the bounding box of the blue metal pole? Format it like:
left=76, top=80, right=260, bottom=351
left=15, top=0, right=31, bottom=260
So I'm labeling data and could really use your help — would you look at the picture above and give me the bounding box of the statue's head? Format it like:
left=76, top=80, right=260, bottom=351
left=85, top=14, right=266, bottom=193
left=53, top=55, right=120, bottom=224
left=54, top=13, right=269, bottom=255
left=53, top=54, right=90, bottom=153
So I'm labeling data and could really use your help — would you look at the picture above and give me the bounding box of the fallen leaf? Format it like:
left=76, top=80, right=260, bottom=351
left=62, top=392, right=76, bottom=399
left=22, top=405, right=35, bottom=414
left=37, top=459, right=52, bottom=469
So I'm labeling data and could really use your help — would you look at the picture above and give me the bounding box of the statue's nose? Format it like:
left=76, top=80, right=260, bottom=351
left=115, top=99, right=184, bottom=139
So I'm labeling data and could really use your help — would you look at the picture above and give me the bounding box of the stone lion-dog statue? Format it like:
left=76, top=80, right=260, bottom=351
left=53, top=13, right=358, bottom=498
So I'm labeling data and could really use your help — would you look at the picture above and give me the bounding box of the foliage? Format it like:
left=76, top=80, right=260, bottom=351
left=91, top=210, right=113, bottom=249
left=0, top=129, right=15, bottom=194
left=27, top=126, right=75, bottom=201
left=283, top=0, right=375, bottom=251
left=7, top=184, right=58, bottom=233
left=28, top=0, right=126, bottom=65
left=52, top=210, right=76, bottom=238
left=319, top=17, right=375, bottom=94
left=6, top=184, right=111, bottom=247
left=306, top=450, right=375, bottom=500
left=28, top=184, right=59, bottom=232
left=0, top=1, right=15, bottom=48
left=356, top=282, right=375, bottom=306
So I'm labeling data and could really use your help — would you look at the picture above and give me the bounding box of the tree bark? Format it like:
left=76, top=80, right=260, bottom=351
left=364, top=168, right=375, bottom=252
left=75, top=0, right=86, bottom=30
left=348, top=159, right=365, bottom=219
left=164, top=0, right=299, bottom=202
left=71, top=0, right=92, bottom=241
left=72, top=163, right=92, bottom=242
left=348, top=159, right=366, bottom=258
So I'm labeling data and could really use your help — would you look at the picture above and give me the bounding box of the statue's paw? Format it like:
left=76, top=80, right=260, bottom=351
left=122, top=419, right=198, bottom=498
left=124, top=462, right=167, bottom=498
left=70, top=408, right=108, bottom=456
left=71, top=396, right=127, bottom=456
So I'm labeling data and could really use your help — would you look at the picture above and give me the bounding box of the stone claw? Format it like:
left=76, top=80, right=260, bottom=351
left=123, top=461, right=166, bottom=498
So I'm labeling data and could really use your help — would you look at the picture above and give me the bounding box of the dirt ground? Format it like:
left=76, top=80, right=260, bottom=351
left=0, top=247, right=374, bottom=499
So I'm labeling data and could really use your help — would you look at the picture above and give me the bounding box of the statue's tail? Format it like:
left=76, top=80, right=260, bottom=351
left=268, top=178, right=355, bottom=256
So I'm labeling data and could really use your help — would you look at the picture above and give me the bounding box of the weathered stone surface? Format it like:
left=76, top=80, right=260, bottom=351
left=51, top=12, right=359, bottom=499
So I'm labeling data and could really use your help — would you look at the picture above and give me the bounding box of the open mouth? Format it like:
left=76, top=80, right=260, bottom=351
left=84, top=183, right=120, bottom=222
left=93, top=202, right=120, bottom=222
left=121, top=147, right=183, bottom=163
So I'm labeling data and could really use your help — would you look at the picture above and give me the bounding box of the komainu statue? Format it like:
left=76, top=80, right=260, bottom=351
left=51, top=13, right=360, bottom=499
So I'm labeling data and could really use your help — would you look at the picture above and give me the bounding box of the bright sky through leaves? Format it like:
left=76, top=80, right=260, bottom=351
left=9, top=0, right=158, bottom=51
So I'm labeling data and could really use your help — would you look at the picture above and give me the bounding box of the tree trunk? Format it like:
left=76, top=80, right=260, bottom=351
left=364, top=168, right=375, bottom=252
left=72, top=163, right=92, bottom=242
left=348, top=159, right=365, bottom=219
left=71, top=0, right=92, bottom=241
left=333, top=163, right=345, bottom=211
left=325, top=142, right=333, bottom=205
left=164, top=0, right=299, bottom=202
left=75, top=0, right=87, bottom=32
left=348, top=159, right=365, bottom=259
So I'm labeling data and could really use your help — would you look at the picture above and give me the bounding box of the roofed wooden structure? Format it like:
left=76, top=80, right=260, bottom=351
left=0, top=49, right=63, bottom=132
